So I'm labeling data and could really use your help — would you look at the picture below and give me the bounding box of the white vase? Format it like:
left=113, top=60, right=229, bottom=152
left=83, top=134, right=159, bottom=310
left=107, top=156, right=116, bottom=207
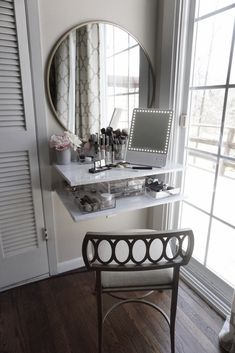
left=56, top=148, right=71, bottom=165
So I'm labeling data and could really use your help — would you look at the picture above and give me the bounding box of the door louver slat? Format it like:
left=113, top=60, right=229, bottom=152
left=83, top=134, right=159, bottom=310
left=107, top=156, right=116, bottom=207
left=0, top=88, right=21, bottom=94
left=0, top=20, right=15, bottom=28
left=0, top=168, right=27, bottom=176
left=0, top=76, right=21, bottom=83
left=0, top=39, right=17, bottom=48
left=0, top=1, right=13, bottom=10
left=0, top=119, right=24, bottom=128
left=0, top=151, right=38, bottom=257
left=0, top=13, right=14, bottom=22
left=0, top=99, right=22, bottom=104
left=0, top=210, right=34, bottom=225
left=0, top=151, right=28, bottom=160
left=0, top=7, right=13, bottom=16
left=0, top=51, right=17, bottom=59
left=0, top=159, right=29, bottom=169
left=0, top=58, right=18, bottom=65
left=2, top=227, right=36, bottom=241
left=3, top=242, right=37, bottom=257
left=0, top=104, right=22, bottom=111
left=0, top=2, right=25, bottom=130
left=1, top=217, right=34, bottom=231
left=0, top=93, right=21, bottom=99
left=0, top=63, right=19, bottom=70
left=0, top=198, right=32, bottom=210
left=0, top=195, right=32, bottom=207
left=0, top=191, right=31, bottom=202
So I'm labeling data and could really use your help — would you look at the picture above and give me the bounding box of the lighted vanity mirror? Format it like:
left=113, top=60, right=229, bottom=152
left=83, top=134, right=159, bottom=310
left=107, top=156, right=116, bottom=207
left=126, top=109, right=173, bottom=168
left=47, top=21, right=155, bottom=139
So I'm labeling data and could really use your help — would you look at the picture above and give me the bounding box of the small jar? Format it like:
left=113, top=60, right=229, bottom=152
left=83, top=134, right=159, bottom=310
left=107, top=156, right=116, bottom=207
left=100, top=193, right=114, bottom=209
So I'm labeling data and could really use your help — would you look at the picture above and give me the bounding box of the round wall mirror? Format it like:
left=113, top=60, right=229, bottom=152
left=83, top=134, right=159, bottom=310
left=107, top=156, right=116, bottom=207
left=47, top=21, right=155, bottom=139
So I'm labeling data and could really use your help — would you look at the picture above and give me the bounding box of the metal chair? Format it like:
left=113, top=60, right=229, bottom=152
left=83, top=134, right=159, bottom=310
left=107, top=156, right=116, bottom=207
left=82, top=228, right=194, bottom=353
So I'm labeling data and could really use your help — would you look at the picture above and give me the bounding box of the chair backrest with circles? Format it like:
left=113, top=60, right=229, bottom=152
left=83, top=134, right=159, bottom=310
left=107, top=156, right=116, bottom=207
left=82, top=228, right=194, bottom=353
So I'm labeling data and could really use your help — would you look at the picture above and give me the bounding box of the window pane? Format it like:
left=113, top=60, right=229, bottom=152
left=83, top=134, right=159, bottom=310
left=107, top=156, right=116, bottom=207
left=192, top=9, right=234, bottom=86
left=230, top=45, right=235, bottom=83
left=213, top=159, right=235, bottom=226
left=180, top=203, right=209, bottom=263
left=114, top=51, right=129, bottom=94
left=107, top=96, right=115, bottom=124
left=114, top=94, right=128, bottom=112
left=188, top=89, right=225, bottom=153
left=196, top=0, right=235, bottom=18
left=129, top=46, right=140, bottom=93
left=112, top=95, right=128, bottom=130
left=207, top=219, right=235, bottom=287
left=105, top=24, right=114, bottom=57
left=114, top=27, right=128, bottom=53
left=106, top=57, right=114, bottom=96
left=128, top=94, right=139, bottom=127
left=222, top=89, right=235, bottom=158
left=184, top=152, right=216, bottom=212
left=129, top=35, right=138, bottom=47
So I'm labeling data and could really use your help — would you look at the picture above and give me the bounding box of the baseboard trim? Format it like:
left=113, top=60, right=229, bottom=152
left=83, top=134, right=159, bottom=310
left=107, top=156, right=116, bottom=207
left=57, top=257, right=85, bottom=274
left=0, top=273, right=49, bottom=293
left=181, top=268, right=231, bottom=318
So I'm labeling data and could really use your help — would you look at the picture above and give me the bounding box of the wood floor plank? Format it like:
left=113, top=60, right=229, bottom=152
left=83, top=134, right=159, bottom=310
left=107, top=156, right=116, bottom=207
left=0, top=270, right=226, bottom=353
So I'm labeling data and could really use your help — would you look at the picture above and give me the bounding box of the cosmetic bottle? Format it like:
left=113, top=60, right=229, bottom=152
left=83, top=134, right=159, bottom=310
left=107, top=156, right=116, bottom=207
left=100, top=134, right=106, bottom=160
left=94, top=133, right=101, bottom=161
left=105, top=135, right=112, bottom=165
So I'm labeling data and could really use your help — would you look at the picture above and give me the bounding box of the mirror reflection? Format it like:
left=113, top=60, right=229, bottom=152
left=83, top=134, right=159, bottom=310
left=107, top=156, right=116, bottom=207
left=47, top=22, right=154, bottom=139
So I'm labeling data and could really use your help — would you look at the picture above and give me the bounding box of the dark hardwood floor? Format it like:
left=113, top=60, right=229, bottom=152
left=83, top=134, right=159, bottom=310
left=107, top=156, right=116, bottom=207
left=0, top=270, right=226, bottom=353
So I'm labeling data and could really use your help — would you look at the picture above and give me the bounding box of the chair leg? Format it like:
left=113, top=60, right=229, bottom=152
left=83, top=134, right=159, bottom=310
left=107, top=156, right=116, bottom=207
left=96, top=273, right=103, bottom=353
left=170, top=271, right=180, bottom=353
left=170, top=292, right=177, bottom=353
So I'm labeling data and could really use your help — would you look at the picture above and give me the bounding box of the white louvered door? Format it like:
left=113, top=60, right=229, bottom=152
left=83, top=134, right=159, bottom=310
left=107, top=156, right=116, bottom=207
left=0, top=0, right=49, bottom=289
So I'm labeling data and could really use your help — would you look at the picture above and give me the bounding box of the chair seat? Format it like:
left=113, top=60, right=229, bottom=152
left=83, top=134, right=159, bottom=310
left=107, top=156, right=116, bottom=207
left=101, top=267, right=173, bottom=289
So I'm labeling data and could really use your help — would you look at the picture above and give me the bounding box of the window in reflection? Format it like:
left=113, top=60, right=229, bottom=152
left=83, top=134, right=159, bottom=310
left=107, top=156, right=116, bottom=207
left=102, top=24, right=140, bottom=129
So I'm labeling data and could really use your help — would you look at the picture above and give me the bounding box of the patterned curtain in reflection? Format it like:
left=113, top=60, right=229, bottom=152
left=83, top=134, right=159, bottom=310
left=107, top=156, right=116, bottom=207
left=75, top=24, right=101, bottom=139
left=54, top=24, right=101, bottom=139
left=219, top=292, right=235, bottom=353
left=54, top=31, right=76, bottom=133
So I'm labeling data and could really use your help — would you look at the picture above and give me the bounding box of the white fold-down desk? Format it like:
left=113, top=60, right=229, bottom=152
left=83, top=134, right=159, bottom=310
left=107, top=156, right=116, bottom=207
left=54, top=162, right=184, bottom=222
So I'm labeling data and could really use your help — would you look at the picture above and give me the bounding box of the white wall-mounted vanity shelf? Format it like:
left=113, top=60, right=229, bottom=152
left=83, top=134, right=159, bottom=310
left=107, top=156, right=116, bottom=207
left=54, top=162, right=184, bottom=222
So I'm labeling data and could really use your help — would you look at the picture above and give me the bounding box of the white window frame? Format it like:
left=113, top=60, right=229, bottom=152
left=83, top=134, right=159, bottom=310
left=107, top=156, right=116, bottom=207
left=172, top=0, right=235, bottom=317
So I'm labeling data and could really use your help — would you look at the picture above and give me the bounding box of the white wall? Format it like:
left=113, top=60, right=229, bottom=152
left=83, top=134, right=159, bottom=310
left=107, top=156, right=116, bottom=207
left=37, top=0, right=158, bottom=267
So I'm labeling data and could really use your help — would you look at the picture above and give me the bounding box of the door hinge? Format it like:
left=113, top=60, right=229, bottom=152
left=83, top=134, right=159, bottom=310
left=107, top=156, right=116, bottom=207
left=179, top=114, right=187, bottom=128
left=43, top=228, right=48, bottom=241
